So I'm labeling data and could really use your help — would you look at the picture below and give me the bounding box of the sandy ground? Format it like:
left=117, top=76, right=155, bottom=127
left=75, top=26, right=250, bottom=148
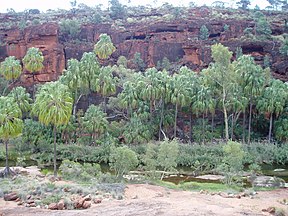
left=1, top=184, right=288, bottom=216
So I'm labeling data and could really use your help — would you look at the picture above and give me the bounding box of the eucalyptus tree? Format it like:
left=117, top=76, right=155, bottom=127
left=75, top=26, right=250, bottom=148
left=205, top=44, right=235, bottom=141
left=0, top=56, right=22, bottom=84
left=0, top=96, right=23, bottom=177
left=94, top=66, right=118, bottom=112
left=257, top=79, right=288, bottom=143
left=22, top=47, right=44, bottom=99
left=94, top=33, right=116, bottom=60
left=235, top=55, right=267, bottom=144
left=8, top=86, right=31, bottom=114
left=32, top=81, right=73, bottom=177
left=82, top=105, right=108, bottom=143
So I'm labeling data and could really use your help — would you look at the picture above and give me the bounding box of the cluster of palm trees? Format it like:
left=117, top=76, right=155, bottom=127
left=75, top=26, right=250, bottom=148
left=0, top=34, right=288, bottom=177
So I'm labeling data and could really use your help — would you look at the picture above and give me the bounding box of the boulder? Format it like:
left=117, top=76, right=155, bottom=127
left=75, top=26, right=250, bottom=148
left=57, top=199, right=65, bottom=210
left=4, top=192, right=18, bottom=201
left=48, top=203, right=58, bottom=210
left=82, top=201, right=91, bottom=209
left=251, top=176, right=286, bottom=188
left=94, top=198, right=102, bottom=204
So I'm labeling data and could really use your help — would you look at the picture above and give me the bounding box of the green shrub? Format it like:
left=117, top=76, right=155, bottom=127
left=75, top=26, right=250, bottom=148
left=109, top=146, right=138, bottom=178
left=158, top=139, right=179, bottom=178
left=59, top=19, right=81, bottom=39
left=59, top=159, right=101, bottom=181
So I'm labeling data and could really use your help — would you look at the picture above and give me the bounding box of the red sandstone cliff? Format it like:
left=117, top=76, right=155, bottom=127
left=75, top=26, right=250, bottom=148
left=0, top=7, right=287, bottom=86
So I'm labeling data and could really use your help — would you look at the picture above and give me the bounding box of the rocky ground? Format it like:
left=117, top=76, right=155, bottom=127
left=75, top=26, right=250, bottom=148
left=1, top=183, right=288, bottom=216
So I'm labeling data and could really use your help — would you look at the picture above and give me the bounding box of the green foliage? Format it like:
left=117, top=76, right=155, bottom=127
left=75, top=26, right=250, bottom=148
left=0, top=96, right=23, bottom=140
left=142, top=143, right=159, bottom=178
left=59, top=159, right=101, bottom=181
left=23, top=47, right=44, bottom=73
left=8, top=86, right=31, bottom=114
left=0, top=56, right=22, bottom=81
left=82, top=105, right=108, bottom=142
left=274, top=117, right=288, bottom=142
left=157, top=139, right=179, bottom=173
left=218, top=141, right=245, bottom=185
left=256, top=17, right=272, bottom=38
left=117, top=56, right=128, bottom=67
left=133, top=52, right=146, bottom=71
left=59, top=19, right=81, bottom=39
left=109, top=0, right=126, bottom=20
left=94, top=34, right=116, bottom=60
left=279, top=38, right=288, bottom=57
left=199, top=25, right=209, bottom=40
left=236, top=0, right=251, bottom=10
left=32, top=82, right=73, bottom=127
left=109, top=146, right=138, bottom=178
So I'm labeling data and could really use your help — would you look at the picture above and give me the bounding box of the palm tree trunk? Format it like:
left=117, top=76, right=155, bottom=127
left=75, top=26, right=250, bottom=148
left=268, top=113, right=273, bottom=143
left=222, top=93, right=229, bottom=141
left=104, top=96, right=107, bottom=113
left=189, top=108, right=193, bottom=143
left=231, top=114, right=234, bottom=141
left=248, top=100, right=253, bottom=145
left=32, top=74, right=35, bottom=101
left=5, top=139, right=10, bottom=176
left=159, top=99, right=164, bottom=141
left=53, top=125, right=57, bottom=177
left=211, top=113, right=215, bottom=142
left=174, top=104, right=178, bottom=138
left=242, top=110, right=246, bottom=143
left=202, top=113, right=205, bottom=144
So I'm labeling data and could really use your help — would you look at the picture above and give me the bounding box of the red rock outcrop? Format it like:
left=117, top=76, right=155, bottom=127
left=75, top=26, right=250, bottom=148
left=0, top=7, right=287, bottom=86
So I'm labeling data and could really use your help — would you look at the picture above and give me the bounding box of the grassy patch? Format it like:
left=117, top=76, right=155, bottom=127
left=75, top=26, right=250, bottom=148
left=152, top=180, right=241, bottom=192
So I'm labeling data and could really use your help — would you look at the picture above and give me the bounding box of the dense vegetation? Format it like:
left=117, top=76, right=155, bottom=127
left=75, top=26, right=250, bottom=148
left=0, top=0, right=288, bottom=182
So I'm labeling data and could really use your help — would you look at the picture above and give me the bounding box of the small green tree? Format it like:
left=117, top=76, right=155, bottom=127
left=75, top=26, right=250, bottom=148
left=218, top=141, right=245, bottom=185
left=32, top=81, right=73, bottom=177
left=0, top=96, right=23, bottom=177
left=143, top=143, right=158, bottom=178
left=8, top=86, right=31, bottom=114
left=256, top=17, right=272, bottom=38
left=133, top=52, right=146, bottom=71
left=280, top=38, right=288, bottom=57
left=82, top=105, right=108, bottom=143
left=22, top=47, right=44, bottom=99
left=109, top=146, right=138, bottom=178
left=157, top=139, right=179, bottom=179
left=94, top=34, right=116, bottom=60
left=59, top=19, right=81, bottom=39
left=199, top=25, right=209, bottom=40
left=0, top=56, right=22, bottom=83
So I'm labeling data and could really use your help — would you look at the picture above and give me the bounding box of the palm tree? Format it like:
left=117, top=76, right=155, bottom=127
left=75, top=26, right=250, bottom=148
left=22, top=47, right=44, bottom=99
left=79, top=52, right=100, bottom=105
left=0, top=56, right=22, bottom=83
left=0, top=96, right=23, bottom=177
left=82, top=105, right=108, bottom=143
left=8, top=86, right=31, bottom=114
left=60, top=58, right=84, bottom=115
left=191, top=76, right=215, bottom=144
left=94, top=33, right=116, bottom=60
left=235, top=55, right=267, bottom=144
left=257, top=79, right=288, bottom=143
left=32, top=81, right=73, bottom=177
left=94, top=66, right=117, bottom=112
left=170, top=72, right=189, bottom=138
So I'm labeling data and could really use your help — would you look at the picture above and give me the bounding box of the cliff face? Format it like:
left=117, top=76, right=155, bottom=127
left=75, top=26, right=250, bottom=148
left=0, top=7, right=287, bottom=86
